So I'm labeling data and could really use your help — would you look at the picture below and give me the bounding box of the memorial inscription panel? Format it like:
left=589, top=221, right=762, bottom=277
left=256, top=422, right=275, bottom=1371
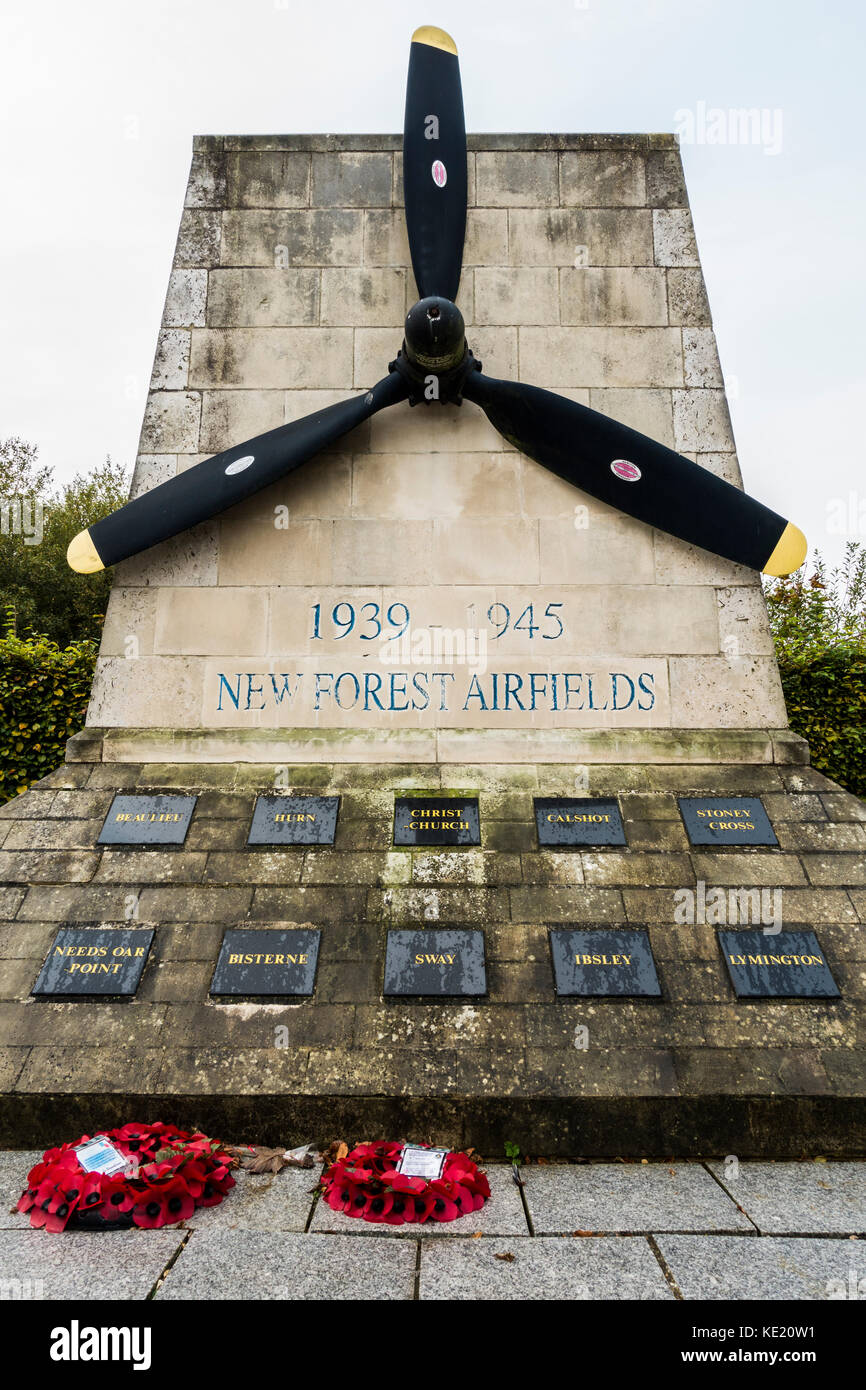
left=209, top=928, right=321, bottom=996
left=97, top=794, right=196, bottom=846
left=549, top=928, right=661, bottom=996
left=384, top=929, right=487, bottom=996
left=247, top=795, right=339, bottom=846
left=393, top=797, right=481, bottom=847
left=32, top=927, right=155, bottom=997
left=678, top=797, right=778, bottom=847
left=718, top=929, right=840, bottom=998
left=534, top=797, right=626, bottom=847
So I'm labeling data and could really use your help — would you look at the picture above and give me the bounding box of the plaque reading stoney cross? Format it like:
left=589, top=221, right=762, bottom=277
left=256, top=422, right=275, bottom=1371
left=719, top=930, right=840, bottom=998
left=384, top=930, right=486, bottom=996
left=393, top=797, right=480, bottom=846
left=97, top=794, right=196, bottom=846
left=32, top=928, right=155, bottom=997
left=247, top=795, right=339, bottom=846
left=550, top=929, right=661, bottom=997
left=210, top=929, right=321, bottom=996
left=678, top=796, right=778, bottom=847
left=535, top=797, right=626, bottom=847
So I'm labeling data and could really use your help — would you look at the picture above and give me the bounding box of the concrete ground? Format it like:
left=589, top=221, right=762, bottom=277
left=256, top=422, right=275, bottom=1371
left=1, top=1155, right=864, bottom=1300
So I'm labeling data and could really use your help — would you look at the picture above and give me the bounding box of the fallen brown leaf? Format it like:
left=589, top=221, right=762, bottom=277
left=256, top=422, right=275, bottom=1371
left=494, top=1252, right=516, bottom=1262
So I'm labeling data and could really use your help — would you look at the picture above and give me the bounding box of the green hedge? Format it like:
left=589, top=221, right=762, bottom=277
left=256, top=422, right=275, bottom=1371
left=779, top=649, right=866, bottom=797
left=0, top=630, right=97, bottom=802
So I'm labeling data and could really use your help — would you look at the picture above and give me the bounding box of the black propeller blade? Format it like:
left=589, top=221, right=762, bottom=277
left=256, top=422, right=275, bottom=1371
left=403, top=25, right=467, bottom=302
left=462, top=371, right=806, bottom=576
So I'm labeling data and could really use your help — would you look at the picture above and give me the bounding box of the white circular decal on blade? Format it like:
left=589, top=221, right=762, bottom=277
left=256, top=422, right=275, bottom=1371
left=225, top=455, right=255, bottom=475
left=431, top=160, right=447, bottom=187
left=610, top=459, right=641, bottom=482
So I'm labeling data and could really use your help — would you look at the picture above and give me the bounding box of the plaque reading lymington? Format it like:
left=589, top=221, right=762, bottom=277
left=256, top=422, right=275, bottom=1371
left=718, top=929, right=840, bottom=999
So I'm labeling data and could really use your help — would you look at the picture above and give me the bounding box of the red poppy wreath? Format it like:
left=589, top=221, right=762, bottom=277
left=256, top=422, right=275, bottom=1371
left=17, top=1123, right=235, bottom=1232
left=320, top=1141, right=490, bottom=1224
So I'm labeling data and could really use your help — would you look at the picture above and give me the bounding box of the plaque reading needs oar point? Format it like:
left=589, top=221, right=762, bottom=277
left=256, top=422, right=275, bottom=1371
left=535, top=797, right=626, bottom=847
left=384, top=929, right=486, bottom=996
left=718, top=929, right=840, bottom=999
left=678, top=796, right=778, bottom=847
left=209, top=928, right=321, bottom=996
left=393, top=796, right=480, bottom=846
left=32, top=928, right=155, bottom=997
left=247, top=795, right=339, bottom=846
left=97, top=794, right=196, bottom=846
left=550, top=928, right=661, bottom=997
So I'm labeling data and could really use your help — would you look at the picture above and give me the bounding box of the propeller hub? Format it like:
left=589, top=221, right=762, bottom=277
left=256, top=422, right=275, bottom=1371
left=403, top=296, right=466, bottom=372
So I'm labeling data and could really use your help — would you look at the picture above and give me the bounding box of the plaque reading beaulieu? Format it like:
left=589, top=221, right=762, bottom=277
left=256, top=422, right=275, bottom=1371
left=534, top=797, right=627, bottom=847
left=209, top=929, right=320, bottom=996
left=32, top=928, right=155, bottom=997
left=718, top=930, right=840, bottom=999
left=678, top=797, right=778, bottom=847
left=247, top=795, right=339, bottom=846
left=393, top=797, right=480, bottom=846
left=97, top=794, right=196, bottom=846
left=384, top=930, right=486, bottom=996
left=550, top=929, right=661, bottom=997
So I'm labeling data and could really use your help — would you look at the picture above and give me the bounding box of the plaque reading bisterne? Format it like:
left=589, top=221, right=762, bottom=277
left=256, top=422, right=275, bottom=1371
left=209, top=929, right=320, bottom=996
left=534, top=797, right=627, bottom=847
left=393, top=797, right=480, bottom=846
left=97, top=794, right=196, bottom=847
left=549, top=929, right=661, bottom=997
left=32, top=928, right=155, bottom=997
left=384, top=930, right=487, bottom=996
left=247, top=795, right=339, bottom=846
left=678, top=796, right=778, bottom=847
left=718, top=929, right=840, bottom=999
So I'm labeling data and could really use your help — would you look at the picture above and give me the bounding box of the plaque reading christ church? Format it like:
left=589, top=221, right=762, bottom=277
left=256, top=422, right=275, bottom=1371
left=97, top=794, right=196, bottom=846
left=550, top=929, right=661, bottom=997
left=534, top=798, right=626, bottom=847
left=718, top=930, right=840, bottom=999
left=393, top=797, right=480, bottom=846
left=247, top=795, right=339, bottom=846
left=678, top=797, right=778, bottom=847
left=209, top=929, right=321, bottom=996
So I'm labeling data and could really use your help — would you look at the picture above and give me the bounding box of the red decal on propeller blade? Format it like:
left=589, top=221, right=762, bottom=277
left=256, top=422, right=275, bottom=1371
left=610, top=459, right=641, bottom=482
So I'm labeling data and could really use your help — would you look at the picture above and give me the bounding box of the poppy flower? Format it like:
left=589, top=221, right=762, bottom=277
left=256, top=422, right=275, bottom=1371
left=132, top=1176, right=195, bottom=1229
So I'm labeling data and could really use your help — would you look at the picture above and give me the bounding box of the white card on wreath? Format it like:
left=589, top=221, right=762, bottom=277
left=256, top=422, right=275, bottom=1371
left=396, top=1144, right=448, bottom=1180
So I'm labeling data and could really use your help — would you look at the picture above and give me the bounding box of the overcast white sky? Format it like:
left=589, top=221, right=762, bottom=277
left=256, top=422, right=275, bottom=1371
left=1, top=0, right=863, bottom=565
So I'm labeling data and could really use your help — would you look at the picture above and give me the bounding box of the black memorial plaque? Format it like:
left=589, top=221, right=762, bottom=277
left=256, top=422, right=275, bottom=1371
left=32, top=927, right=155, bottom=997
left=678, top=796, right=778, bottom=847
left=97, top=794, right=196, bottom=846
left=718, top=929, right=840, bottom=998
left=247, top=795, right=339, bottom=846
left=550, top=928, right=661, bottom=997
left=209, top=929, right=320, bottom=996
left=384, top=930, right=486, bottom=996
left=535, top=797, right=626, bottom=847
left=393, top=797, right=480, bottom=846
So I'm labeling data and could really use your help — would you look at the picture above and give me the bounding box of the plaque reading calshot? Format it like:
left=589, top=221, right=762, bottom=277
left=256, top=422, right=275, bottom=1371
left=210, top=929, right=320, bottom=996
left=550, top=929, right=661, bottom=996
left=247, top=795, right=339, bottom=846
left=719, top=929, right=840, bottom=998
left=678, top=796, right=778, bottom=847
left=97, top=794, right=196, bottom=846
left=394, top=797, right=480, bottom=846
left=535, top=797, right=626, bottom=847
left=32, top=927, right=155, bottom=997
left=384, top=930, right=486, bottom=996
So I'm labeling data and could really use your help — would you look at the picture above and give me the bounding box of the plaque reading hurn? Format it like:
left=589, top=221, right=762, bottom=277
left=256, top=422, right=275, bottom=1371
left=384, top=930, right=486, bottom=996
left=32, top=928, right=155, bottom=997
left=393, top=797, right=480, bottom=846
left=535, top=797, right=626, bottom=847
left=247, top=795, right=339, bottom=846
left=678, top=796, right=778, bottom=847
left=97, top=794, right=196, bottom=846
left=550, top=929, right=661, bottom=997
left=719, top=930, right=840, bottom=999
left=210, top=929, right=320, bottom=996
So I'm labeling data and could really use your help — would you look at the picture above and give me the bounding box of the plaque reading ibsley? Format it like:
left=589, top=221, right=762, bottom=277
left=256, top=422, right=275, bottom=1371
left=97, top=794, right=196, bottom=846
left=718, top=930, right=840, bottom=998
left=32, top=928, right=154, bottom=997
left=550, top=929, right=661, bottom=996
left=209, top=929, right=321, bottom=996
left=535, top=797, right=626, bottom=847
left=384, top=930, right=486, bottom=996
left=247, top=795, right=339, bottom=846
left=678, top=797, right=778, bottom=847
left=393, top=797, right=480, bottom=846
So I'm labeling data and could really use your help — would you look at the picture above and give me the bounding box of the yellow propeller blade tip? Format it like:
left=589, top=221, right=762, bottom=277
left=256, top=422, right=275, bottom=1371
left=67, top=529, right=104, bottom=574
left=411, top=25, right=457, bottom=54
left=763, top=522, right=807, bottom=578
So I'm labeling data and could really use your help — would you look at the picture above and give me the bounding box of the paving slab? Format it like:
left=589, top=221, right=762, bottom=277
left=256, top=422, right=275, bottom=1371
left=0, top=1228, right=183, bottom=1299
left=185, top=1167, right=318, bottom=1232
left=523, top=1162, right=751, bottom=1234
left=0, top=1150, right=42, bottom=1229
left=156, top=1228, right=416, bottom=1300
left=708, top=1161, right=866, bottom=1234
left=658, top=1235, right=866, bottom=1300
left=310, top=1165, right=527, bottom=1237
left=419, top=1235, right=673, bottom=1300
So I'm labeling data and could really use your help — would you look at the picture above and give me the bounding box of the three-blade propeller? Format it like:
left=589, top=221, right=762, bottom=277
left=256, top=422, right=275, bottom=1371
left=68, top=25, right=806, bottom=579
